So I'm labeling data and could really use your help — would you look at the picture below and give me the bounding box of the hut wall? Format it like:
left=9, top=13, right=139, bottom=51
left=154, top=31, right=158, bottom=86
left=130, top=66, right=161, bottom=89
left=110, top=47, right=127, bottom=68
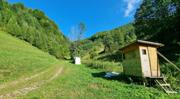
left=123, top=48, right=142, bottom=77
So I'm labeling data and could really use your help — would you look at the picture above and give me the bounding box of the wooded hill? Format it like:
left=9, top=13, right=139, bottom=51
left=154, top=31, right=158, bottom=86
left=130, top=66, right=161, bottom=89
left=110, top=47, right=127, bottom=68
left=73, top=24, right=136, bottom=60
left=0, top=0, right=70, bottom=59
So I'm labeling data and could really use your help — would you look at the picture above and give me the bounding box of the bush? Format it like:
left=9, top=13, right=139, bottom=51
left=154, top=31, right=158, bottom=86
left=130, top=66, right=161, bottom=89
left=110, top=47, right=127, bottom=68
left=82, top=60, right=123, bottom=72
left=160, top=62, right=180, bottom=91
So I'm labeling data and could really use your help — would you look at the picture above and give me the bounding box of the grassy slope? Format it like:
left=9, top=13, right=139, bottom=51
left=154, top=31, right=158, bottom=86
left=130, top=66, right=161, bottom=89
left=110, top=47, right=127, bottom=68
left=23, top=62, right=180, bottom=99
left=0, top=31, right=59, bottom=84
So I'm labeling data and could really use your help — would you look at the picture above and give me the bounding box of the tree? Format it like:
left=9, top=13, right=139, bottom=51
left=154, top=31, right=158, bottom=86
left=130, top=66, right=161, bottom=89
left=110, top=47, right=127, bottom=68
left=134, top=0, right=180, bottom=70
left=77, top=22, right=86, bottom=41
left=103, top=33, right=114, bottom=52
left=70, top=22, right=86, bottom=57
left=6, top=16, right=21, bottom=37
left=134, top=0, right=180, bottom=41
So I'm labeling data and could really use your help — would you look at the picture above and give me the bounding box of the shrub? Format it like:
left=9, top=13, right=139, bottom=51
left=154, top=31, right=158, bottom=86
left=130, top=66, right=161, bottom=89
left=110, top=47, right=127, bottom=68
left=82, top=60, right=123, bottom=72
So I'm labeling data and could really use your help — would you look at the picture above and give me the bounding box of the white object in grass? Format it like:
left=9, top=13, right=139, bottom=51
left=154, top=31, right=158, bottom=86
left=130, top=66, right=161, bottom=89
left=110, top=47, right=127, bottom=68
left=104, top=72, right=119, bottom=78
left=74, top=57, right=81, bottom=65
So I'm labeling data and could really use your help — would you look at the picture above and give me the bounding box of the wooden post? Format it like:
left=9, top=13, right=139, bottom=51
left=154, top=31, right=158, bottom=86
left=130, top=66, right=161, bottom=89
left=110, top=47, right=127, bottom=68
left=157, top=51, right=180, bottom=72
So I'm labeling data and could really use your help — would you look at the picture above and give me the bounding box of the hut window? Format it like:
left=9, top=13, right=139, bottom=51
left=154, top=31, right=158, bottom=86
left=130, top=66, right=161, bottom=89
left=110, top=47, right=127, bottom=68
left=142, top=49, right=146, bottom=55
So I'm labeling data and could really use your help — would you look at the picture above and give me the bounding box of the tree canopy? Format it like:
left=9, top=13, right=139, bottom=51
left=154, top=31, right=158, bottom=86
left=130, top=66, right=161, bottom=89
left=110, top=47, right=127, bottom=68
left=134, top=0, right=180, bottom=60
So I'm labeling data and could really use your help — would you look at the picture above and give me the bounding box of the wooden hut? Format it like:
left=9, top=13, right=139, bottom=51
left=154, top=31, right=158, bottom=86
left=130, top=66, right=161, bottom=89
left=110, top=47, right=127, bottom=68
left=120, top=40, right=178, bottom=94
left=120, top=40, right=164, bottom=78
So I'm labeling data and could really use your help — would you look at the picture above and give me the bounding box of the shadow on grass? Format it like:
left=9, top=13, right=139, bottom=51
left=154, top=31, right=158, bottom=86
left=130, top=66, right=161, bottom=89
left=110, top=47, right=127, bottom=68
left=92, top=72, right=161, bottom=87
left=91, top=72, right=106, bottom=77
left=91, top=72, right=131, bottom=84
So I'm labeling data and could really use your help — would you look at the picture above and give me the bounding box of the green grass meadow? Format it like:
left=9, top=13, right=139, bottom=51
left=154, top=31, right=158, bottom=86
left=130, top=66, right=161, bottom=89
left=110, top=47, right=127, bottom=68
left=21, top=62, right=180, bottom=99
left=0, top=31, right=59, bottom=84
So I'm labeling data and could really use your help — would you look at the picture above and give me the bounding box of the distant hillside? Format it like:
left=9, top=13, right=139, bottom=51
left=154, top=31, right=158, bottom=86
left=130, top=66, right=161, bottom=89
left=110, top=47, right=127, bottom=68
left=0, top=0, right=70, bottom=59
left=75, top=24, right=136, bottom=60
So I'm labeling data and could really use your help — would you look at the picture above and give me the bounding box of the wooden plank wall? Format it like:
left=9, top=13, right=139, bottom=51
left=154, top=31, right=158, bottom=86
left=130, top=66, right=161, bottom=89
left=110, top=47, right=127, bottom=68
left=148, top=47, right=160, bottom=77
left=122, top=44, right=161, bottom=77
left=123, top=46, right=142, bottom=77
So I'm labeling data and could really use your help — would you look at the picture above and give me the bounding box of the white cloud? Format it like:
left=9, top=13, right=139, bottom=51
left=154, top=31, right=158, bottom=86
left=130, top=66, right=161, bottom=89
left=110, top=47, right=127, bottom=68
left=124, top=0, right=141, bottom=17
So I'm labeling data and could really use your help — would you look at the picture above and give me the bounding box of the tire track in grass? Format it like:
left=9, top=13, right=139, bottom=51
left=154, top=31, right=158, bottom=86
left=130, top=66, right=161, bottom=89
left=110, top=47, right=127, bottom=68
left=0, top=66, right=63, bottom=99
left=0, top=70, right=47, bottom=90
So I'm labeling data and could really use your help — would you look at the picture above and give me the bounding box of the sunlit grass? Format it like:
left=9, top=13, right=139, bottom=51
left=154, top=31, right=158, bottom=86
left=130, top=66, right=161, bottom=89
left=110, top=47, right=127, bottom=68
left=83, top=60, right=123, bottom=72
left=22, top=62, right=180, bottom=99
left=0, top=31, right=58, bottom=84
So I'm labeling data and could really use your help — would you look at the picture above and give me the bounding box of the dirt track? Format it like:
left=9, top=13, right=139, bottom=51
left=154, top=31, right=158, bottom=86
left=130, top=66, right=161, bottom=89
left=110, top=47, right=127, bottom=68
left=0, top=67, right=63, bottom=99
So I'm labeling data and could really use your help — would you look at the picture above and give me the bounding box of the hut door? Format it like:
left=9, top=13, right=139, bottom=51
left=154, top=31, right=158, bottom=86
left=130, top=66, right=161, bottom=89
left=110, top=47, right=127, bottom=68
left=140, top=47, right=151, bottom=77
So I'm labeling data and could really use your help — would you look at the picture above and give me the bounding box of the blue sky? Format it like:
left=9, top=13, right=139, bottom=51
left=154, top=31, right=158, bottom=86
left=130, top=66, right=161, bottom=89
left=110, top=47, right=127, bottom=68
left=8, top=0, right=142, bottom=39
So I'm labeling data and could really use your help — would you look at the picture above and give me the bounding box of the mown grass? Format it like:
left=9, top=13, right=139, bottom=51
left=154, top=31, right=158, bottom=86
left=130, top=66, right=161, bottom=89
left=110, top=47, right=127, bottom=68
left=0, top=31, right=59, bottom=84
left=22, top=61, right=180, bottom=99
left=0, top=63, right=62, bottom=95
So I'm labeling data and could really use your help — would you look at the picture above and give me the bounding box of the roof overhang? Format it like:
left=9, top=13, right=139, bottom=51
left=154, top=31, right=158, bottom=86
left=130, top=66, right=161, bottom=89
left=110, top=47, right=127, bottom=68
left=120, top=40, right=164, bottom=51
